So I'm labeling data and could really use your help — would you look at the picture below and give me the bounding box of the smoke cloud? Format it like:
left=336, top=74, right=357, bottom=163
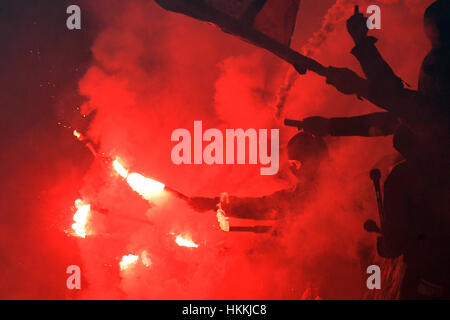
left=69, top=0, right=434, bottom=299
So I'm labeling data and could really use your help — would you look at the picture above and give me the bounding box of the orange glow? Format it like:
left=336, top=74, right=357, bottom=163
left=119, top=254, right=139, bottom=271
left=175, top=235, right=199, bottom=248
left=72, top=199, right=91, bottom=238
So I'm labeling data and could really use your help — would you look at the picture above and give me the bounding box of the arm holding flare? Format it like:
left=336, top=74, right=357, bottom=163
left=189, top=188, right=294, bottom=221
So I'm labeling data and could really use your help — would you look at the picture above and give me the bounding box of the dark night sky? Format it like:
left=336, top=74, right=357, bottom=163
left=0, top=0, right=96, bottom=298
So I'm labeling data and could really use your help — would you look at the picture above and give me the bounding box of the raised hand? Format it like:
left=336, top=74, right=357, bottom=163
left=347, top=5, right=368, bottom=44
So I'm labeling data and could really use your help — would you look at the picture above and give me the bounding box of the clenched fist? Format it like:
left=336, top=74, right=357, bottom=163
left=347, top=5, right=368, bottom=44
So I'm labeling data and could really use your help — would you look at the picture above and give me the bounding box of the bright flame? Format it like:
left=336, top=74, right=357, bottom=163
left=113, top=158, right=129, bottom=178
left=112, top=158, right=165, bottom=200
left=119, top=254, right=139, bottom=271
left=72, top=199, right=91, bottom=238
left=126, top=173, right=165, bottom=199
left=175, top=235, right=199, bottom=248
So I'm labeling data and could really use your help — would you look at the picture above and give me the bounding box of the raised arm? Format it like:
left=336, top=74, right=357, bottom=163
left=346, top=6, right=404, bottom=89
left=298, top=7, right=405, bottom=105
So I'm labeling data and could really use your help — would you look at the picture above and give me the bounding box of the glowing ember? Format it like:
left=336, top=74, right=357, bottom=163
left=73, top=130, right=82, bottom=139
left=72, top=199, right=91, bottom=238
left=112, top=158, right=165, bottom=199
left=119, top=254, right=139, bottom=271
left=113, top=158, right=129, bottom=178
left=175, top=235, right=199, bottom=248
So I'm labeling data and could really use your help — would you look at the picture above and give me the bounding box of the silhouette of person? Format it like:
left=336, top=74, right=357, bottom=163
left=294, top=1, right=450, bottom=299
left=188, top=132, right=328, bottom=222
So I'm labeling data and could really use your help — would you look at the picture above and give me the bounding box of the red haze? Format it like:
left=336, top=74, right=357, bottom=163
left=69, top=0, right=434, bottom=299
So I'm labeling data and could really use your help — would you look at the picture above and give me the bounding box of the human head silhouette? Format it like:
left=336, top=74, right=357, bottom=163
left=418, top=1, right=450, bottom=102
left=287, top=132, right=328, bottom=180
left=424, top=0, right=450, bottom=48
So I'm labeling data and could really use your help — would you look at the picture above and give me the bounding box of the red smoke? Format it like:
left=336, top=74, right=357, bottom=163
left=69, top=0, right=434, bottom=299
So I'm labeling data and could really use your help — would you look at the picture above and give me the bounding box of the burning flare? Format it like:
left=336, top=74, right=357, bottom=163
left=119, top=254, right=139, bottom=271
left=175, top=234, right=199, bottom=248
left=72, top=199, right=91, bottom=238
left=126, top=173, right=165, bottom=199
left=112, top=157, right=165, bottom=200
left=113, top=158, right=129, bottom=178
